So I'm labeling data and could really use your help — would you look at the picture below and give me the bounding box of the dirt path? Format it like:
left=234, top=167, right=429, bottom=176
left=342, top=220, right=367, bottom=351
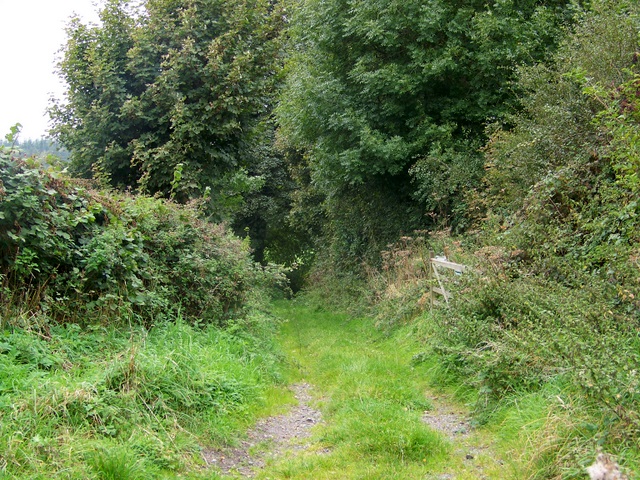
left=202, top=383, right=322, bottom=477
left=204, top=303, right=506, bottom=479
left=422, top=395, right=498, bottom=479
left=204, top=385, right=497, bottom=479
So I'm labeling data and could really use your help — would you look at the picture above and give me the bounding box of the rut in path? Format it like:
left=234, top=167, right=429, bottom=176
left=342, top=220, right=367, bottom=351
left=202, top=383, right=322, bottom=477
left=204, top=303, right=505, bottom=479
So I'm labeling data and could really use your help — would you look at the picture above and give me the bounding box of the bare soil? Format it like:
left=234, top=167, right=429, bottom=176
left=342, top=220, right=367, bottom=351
left=202, top=383, right=321, bottom=477
left=423, top=394, right=498, bottom=479
left=422, top=395, right=472, bottom=439
left=202, top=384, right=499, bottom=479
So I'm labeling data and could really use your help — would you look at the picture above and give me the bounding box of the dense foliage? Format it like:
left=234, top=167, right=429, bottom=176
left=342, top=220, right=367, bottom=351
left=0, top=145, right=286, bottom=326
left=0, top=136, right=289, bottom=477
left=6, top=0, right=639, bottom=475
left=277, top=0, right=580, bottom=264
left=475, top=0, right=640, bottom=308
left=50, top=0, right=284, bottom=214
left=48, top=0, right=311, bottom=275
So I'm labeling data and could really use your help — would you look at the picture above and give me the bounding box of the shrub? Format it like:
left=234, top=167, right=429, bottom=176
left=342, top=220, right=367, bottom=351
left=478, top=0, right=640, bottom=219
left=0, top=146, right=287, bottom=326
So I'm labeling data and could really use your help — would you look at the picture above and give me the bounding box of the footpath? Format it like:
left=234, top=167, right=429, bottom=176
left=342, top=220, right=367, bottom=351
left=210, top=302, right=509, bottom=479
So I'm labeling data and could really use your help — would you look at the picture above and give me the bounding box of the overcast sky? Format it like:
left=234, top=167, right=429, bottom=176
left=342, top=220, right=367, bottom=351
left=0, top=0, right=102, bottom=140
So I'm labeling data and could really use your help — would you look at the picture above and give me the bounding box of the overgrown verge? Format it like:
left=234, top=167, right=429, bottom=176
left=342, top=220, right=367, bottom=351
left=0, top=314, right=285, bottom=478
left=0, top=143, right=289, bottom=478
left=309, top=229, right=639, bottom=478
left=418, top=242, right=639, bottom=478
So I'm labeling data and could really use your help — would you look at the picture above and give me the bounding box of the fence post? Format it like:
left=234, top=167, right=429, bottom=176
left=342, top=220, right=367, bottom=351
left=428, top=254, right=467, bottom=308
left=428, top=250, right=434, bottom=310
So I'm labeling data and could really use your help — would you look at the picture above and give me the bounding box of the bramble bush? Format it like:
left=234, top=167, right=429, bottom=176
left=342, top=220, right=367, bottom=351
left=0, top=142, right=287, bottom=326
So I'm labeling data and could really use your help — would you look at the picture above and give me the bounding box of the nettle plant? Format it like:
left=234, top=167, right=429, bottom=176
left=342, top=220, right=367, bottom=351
left=0, top=141, right=285, bottom=326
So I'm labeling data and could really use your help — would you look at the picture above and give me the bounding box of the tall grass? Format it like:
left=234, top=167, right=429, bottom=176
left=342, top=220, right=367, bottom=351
left=0, top=311, right=286, bottom=478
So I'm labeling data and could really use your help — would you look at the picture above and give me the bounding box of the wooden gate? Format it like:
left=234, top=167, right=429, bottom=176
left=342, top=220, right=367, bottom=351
left=428, top=252, right=467, bottom=308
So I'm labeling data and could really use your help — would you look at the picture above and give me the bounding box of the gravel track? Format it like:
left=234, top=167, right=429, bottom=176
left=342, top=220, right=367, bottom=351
left=202, top=383, right=321, bottom=477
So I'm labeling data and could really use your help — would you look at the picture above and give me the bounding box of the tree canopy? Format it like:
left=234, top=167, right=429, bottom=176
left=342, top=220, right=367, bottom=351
left=50, top=0, right=284, bottom=214
left=50, top=0, right=593, bottom=266
left=276, top=0, right=580, bottom=262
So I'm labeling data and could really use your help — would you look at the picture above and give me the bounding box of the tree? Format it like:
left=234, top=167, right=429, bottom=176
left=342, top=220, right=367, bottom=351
left=478, top=0, right=640, bottom=283
left=50, top=0, right=139, bottom=186
left=277, top=0, right=580, bottom=263
left=50, top=0, right=285, bottom=218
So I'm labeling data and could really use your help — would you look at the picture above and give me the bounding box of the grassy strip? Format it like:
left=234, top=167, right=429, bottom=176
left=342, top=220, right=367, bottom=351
left=252, top=301, right=508, bottom=479
left=0, top=312, right=288, bottom=479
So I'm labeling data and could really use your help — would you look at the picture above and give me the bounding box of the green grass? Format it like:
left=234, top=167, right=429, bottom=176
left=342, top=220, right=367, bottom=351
left=261, top=301, right=623, bottom=479
left=88, top=447, right=146, bottom=480
left=0, top=313, right=290, bottom=479
left=252, top=301, right=505, bottom=479
left=4, top=298, right=619, bottom=478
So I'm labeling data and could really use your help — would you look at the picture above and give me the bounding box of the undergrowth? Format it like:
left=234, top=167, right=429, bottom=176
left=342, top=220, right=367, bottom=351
left=0, top=144, right=288, bottom=327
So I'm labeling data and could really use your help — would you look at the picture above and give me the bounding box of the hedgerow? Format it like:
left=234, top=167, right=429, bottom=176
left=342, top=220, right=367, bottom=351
left=0, top=142, right=289, bottom=478
left=0, top=144, right=287, bottom=327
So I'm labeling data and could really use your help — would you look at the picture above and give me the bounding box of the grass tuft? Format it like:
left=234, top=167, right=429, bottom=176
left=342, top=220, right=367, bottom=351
left=88, top=447, right=145, bottom=480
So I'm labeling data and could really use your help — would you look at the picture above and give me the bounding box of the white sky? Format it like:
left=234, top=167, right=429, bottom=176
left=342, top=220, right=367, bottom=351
left=0, top=0, right=102, bottom=140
